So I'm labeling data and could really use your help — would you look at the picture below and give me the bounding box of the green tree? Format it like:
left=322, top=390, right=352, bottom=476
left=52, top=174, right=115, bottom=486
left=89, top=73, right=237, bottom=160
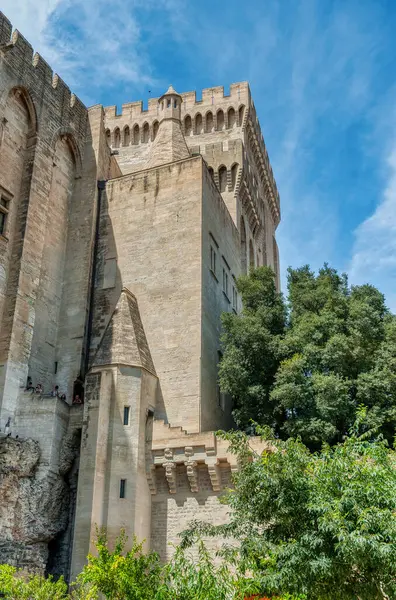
left=185, top=416, right=396, bottom=600
left=219, top=264, right=395, bottom=448
left=77, top=529, right=162, bottom=600
left=219, top=266, right=286, bottom=429
left=0, top=565, right=69, bottom=599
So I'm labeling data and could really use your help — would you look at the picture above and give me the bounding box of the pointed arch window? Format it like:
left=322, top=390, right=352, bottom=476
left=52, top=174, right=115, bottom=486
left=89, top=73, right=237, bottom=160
left=133, top=124, right=140, bottom=145
left=228, top=107, right=236, bottom=129
left=114, top=128, right=120, bottom=148
left=142, top=123, right=149, bottom=143
left=153, top=121, right=159, bottom=140
left=195, top=113, right=203, bottom=134
left=206, top=111, right=214, bottom=133
left=184, top=115, right=192, bottom=136
left=231, top=163, right=239, bottom=190
left=218, top=166, right=227, bottom=192
left=238, top=105, right=245, bottom=127
left=123, top=126, right=130, bottom=146
left=217, top=110, right=224, bottom=131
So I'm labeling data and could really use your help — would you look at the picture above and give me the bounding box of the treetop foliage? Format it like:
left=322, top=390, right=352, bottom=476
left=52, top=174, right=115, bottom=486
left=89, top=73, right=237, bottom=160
left=219, top=264, right=396, bottom=448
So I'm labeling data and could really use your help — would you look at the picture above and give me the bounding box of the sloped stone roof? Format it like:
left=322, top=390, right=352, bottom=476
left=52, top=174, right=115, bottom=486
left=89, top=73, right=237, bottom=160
left=92, top=288, right=156, bottom=374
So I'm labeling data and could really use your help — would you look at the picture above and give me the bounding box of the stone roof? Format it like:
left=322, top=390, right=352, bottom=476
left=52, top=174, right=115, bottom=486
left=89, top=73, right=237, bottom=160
left=146, top=117, right=190, bottom=169
left=92, top=288, right=156, bottom=374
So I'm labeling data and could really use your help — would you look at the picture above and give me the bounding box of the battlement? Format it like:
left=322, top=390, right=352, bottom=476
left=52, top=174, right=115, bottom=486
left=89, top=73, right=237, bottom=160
left=0, top=11, right=86, bottom=115
left=103, top=82, right=250, bottom=120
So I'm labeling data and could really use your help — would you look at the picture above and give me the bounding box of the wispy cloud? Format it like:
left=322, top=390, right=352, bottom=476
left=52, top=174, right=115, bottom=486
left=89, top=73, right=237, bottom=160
left=350, top=140, right=396, bottom=310
left=2, top=0, right=395, bottom=307
left=1, top=0, right=172, bottom=104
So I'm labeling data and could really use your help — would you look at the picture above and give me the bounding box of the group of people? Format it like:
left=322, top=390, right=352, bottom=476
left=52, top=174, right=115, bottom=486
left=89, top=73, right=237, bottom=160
left=23, top=377, right=84, bottom=405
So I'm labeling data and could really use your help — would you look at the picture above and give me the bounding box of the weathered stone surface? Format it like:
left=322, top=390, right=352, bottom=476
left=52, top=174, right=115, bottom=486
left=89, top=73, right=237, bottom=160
left=0, top=9, right=281, bottom=582
left=0, top=436, right=71, bottom=571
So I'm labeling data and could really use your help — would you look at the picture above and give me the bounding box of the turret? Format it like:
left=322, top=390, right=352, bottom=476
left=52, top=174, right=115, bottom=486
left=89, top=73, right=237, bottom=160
left=158, top=85, right=182, bottom=122
left=146, top=85, right=190, bottom=169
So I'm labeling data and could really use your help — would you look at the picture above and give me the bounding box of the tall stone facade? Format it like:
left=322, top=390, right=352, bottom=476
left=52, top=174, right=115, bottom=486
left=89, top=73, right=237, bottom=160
left=0, top=12, right=280, bottom=581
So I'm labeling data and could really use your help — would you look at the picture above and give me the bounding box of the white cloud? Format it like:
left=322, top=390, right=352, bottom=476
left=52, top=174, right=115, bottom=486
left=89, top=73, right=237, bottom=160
left=349, top=143, right=396, bottom=311
left=1, top=0, right=163, bottom=104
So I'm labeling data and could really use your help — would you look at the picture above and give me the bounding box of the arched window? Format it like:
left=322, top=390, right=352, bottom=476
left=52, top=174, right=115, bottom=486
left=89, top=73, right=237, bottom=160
left=238, top=105, right=245, bottom=127
left=208, top=166, right=214, bottom=179
left=228, top=107, right=236, bottom=129
left=217, top=110, right=224, bottom=131
left=184, top=115, right=192, bottom=136
left=114, top=128, right=120, bottom=148
left=206, top=111, right=214, bottom=133
left=123, top=126, right=130, bottom=147
left=174, top=99, right=178, bottom=108
left=142, top=122, right=149, bottom=143
left=249, top=240, right=255, bottom=269
left=195, top=113, right=203, bottom=134
left=133, top=124, right=140, bottom=145
left=105, top=129, right=111, bottom=146
left=153, top=121, right=159, bottom=140
left=240, top=216, right=247, bottom=274
left=231, top=163, right=239, bottom=190
left=218, top=165, right=227, bottom=192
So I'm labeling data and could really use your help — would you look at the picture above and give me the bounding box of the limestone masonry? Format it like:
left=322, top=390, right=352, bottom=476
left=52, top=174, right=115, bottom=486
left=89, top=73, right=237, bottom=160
left=0, top=12, right=280, bottom=581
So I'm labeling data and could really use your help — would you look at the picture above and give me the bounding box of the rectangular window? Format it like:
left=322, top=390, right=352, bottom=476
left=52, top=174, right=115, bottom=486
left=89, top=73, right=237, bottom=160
left=120, top=479, right=126, bottom=498
left=123, top=406, right=130, bottom=425
left=210, top=246, right=217, bottom=275
left=222, top=268, right=229, bottom=297
left=0, top=196, right=10, bottom=237
left=232, top=286, right=238, bottom=311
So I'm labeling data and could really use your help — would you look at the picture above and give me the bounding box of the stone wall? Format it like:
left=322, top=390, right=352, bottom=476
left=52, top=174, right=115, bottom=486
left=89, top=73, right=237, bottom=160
left=0, top=425, right=81, bottom=574
left=0, top=11, right=89, bottom=421
left=90, top=157, right=204, bottom=433
left=151, top=464, right=232, bottom=562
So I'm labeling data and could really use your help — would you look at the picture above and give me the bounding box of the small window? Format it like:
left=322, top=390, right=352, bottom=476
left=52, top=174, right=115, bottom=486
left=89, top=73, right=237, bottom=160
left=167, top=99, right=171, bottom=108
left=0, top=196, right=10, bottom=237
left=120, top=479, right=126, bottom=498
left=174, top=99, right=177, bottom=108
left=210, top=246, right=217, bottom=275
left=123, top=406, right=130, bottom=425
left=232, top=286, right=238, bottom=311
left=223, top=268, right=229, bottom=297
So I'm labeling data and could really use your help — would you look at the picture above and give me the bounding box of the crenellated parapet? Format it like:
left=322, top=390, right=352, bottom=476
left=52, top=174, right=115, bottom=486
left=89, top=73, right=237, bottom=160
left=0, top=12, right=87, bottom=133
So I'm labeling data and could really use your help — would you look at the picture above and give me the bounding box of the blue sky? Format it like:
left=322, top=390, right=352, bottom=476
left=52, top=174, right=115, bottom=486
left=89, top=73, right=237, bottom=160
left=2, top=0, right=396, bottom=309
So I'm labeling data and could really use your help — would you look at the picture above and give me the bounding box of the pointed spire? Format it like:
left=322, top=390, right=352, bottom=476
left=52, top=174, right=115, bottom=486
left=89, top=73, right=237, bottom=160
left=92, top=288, right=156, bottom=374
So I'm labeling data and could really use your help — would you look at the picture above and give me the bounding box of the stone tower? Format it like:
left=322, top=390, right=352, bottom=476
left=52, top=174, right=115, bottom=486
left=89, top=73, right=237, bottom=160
left=0, top=10, right=280, bottom=580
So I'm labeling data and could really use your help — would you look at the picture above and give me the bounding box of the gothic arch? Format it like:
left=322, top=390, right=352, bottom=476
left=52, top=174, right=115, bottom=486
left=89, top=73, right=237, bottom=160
left=142, top=122, right=149, bottom=143
left=228, top=107, right=236, bottom=129
left=231, top=163, right=239, bottom=190
left=132, top=124, right=140, bottom=145
left=113, top=127, right=120, bottom=148
left=184, top=115, right=192, bottom=136
left=238, top=104, right=245, bottom=127
left=105, top=128, right=111, bottom=146
left=195, top=113, right=203, bottom=134
left=123, top=125, right=130, bottom=146
left=218, top=165, right=227, bottom=192
left=216, top=109, right=224, bottom=131
left=205, top=111, right=214, bottom=133
left=152, top=120, right=159, bottom=140
left=49, top=128, right=82, bottom=178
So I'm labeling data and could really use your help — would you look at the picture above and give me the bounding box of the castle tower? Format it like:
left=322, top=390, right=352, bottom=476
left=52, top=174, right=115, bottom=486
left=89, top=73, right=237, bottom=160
left=146, top=85, right=190, bottom=169
left=70, top=288, right=157, bottom=580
